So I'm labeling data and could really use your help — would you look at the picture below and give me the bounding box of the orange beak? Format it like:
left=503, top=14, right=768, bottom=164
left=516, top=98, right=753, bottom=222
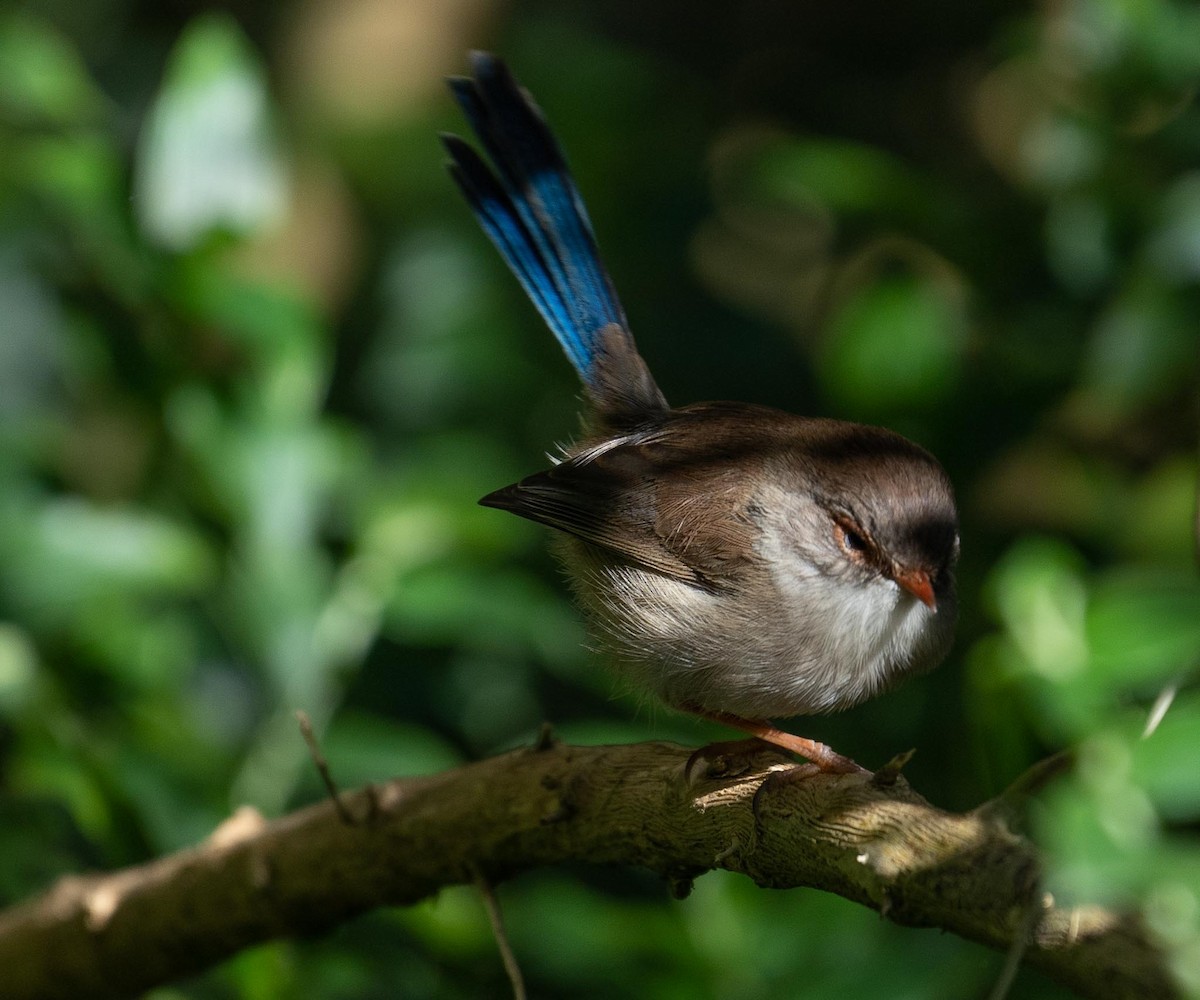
left=894, top=567, right=936, bottom=610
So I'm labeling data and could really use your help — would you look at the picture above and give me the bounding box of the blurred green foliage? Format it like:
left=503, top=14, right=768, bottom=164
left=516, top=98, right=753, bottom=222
left=0, top=1, right=1198, bottom=997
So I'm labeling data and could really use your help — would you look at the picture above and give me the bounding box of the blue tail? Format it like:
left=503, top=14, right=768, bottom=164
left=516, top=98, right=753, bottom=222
left=443, top=52, right=665, bottom=423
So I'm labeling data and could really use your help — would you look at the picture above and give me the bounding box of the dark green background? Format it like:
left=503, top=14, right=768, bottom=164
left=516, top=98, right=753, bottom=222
left=1, top=1, right=1198, bottom=996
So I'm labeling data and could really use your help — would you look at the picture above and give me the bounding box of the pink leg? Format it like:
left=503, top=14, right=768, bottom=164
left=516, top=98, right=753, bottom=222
left=694, top=708, right=867, bottom=775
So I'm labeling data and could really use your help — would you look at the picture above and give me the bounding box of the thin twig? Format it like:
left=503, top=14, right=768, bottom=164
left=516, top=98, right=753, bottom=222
left=1143, top=683, right=1178, bottom=738
left=474, top=869, right=527, bottom=1000
left=986, top=893, right=1044, bottom=1000
left=872, top=748, right=916, bottom=787
left=296, top=710, right=355, bottom=825
left=976, top=750, right=1074, bottom=830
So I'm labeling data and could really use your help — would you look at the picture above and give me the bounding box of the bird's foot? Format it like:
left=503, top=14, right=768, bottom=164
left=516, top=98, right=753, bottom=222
left=683, top=738, right=786, bottom=786
left=686, top=706, right=869, bottom=776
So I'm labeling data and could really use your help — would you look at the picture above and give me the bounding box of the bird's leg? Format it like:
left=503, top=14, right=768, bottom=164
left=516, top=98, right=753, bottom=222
left=690, top=707, right=868, bottom=775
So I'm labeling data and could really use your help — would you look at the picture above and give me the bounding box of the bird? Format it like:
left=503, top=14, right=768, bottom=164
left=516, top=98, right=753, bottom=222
left=441, top=52, right=959, bottom=773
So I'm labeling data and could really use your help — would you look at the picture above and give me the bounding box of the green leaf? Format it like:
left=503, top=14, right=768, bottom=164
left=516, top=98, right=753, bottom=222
left=0, top=495, right=216, bottom=620
left=1132, top=695, right=1200, bottom=821
left=319, top=713, right=462, bottom=787
left=752, top=136, right=931, bottom=217
left=134, top=14, right=286, bottom=250
left=821, top=273, right=965, bottom=412
left=1087, top=569, right=1200, bottom=693
left=0, top=13, right=105, bottom=124
left=16, top=133, right=122, bottom=221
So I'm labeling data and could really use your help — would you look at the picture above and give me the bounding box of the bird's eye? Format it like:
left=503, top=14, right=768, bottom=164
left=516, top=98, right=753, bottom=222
left=842, top=528, right=866, bottom=551
left=833, top=516, right=870, bottom=558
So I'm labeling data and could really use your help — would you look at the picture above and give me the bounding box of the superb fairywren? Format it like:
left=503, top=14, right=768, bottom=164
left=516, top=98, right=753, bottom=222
left=442, top=53, right=959, bottom=772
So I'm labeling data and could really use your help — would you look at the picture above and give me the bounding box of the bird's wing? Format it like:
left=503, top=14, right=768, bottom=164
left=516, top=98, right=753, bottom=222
left=480, top=428, right=759, bottom=586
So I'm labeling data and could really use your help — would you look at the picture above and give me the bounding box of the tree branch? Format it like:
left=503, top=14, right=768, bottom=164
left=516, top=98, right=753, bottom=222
left=0, top=740, right=1178, bottom=999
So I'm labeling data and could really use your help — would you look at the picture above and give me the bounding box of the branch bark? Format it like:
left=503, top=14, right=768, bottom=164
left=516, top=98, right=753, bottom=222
left=0, top=740, right=1178, bottom=999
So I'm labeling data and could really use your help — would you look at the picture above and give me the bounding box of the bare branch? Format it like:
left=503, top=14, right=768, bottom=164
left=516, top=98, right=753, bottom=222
left=0, top=741, right=1178, bottom=1000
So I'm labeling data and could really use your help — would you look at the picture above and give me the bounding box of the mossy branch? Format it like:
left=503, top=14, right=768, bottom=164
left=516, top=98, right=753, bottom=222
left=0, top=740, right=1177, bottom=1000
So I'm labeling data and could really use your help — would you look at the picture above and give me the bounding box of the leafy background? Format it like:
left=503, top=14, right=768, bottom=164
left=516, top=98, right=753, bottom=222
left=1, top=0, right=1198, bottom=997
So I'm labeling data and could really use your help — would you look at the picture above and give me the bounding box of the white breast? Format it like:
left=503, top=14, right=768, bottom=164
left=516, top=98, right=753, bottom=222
left=558, top=500, right=941, bottom=720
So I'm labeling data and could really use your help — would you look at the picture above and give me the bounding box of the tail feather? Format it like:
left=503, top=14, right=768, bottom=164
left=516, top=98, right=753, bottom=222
left=444, top=52, right=666, bottom=422
left=442, top=135, right=578, bottom=355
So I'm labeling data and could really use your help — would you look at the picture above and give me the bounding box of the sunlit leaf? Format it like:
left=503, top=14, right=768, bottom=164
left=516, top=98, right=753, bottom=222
left=0, top=624, right=37, bottom=712
left=134, top=14, right=286, bottom=250
left=987, top=538, right=1090, bottom=682
left=0, top=496, right=216, bottom=619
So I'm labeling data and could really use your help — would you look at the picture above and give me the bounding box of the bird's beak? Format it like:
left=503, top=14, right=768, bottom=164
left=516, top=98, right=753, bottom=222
left=894, top=567, right=937, bottom=610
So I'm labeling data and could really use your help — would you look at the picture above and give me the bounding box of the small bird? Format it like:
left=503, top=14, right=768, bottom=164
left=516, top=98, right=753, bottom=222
left=442, top=53, right=959, bottom=772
